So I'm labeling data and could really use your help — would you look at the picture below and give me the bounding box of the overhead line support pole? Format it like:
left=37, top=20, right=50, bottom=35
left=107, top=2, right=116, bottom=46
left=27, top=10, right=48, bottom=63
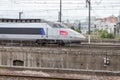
left=19, top=12, right=23, bottom=19
left=59, top=0, right=62, bottom=22
left=86, top=0, right=91, bottom=44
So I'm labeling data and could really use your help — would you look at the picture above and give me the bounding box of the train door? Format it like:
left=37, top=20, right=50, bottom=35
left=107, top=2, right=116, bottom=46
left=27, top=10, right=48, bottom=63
left=47, top=28, right=60, bottom=40
left=40, top=24, right=51, bottom=39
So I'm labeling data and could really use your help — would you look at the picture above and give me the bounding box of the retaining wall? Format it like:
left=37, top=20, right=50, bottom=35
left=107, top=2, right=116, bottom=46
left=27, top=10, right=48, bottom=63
left=0, top=47, right=120, bottom=71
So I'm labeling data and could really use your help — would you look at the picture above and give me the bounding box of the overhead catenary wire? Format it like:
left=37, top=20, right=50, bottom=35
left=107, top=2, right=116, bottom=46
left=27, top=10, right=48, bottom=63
left=1, top=0, right=120, bottom=9
left=0, top=0, right=120, bottom=21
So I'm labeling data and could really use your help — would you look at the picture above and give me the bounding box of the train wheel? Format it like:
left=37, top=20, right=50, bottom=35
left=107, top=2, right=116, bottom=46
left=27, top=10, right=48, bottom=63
left=58, top=41, right=65, bottom=46
left=36, top=40, right=45, bottom=46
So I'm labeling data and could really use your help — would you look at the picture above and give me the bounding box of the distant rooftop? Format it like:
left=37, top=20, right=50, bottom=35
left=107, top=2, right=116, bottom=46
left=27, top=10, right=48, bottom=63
left=96, top=16, right=118, bottom=23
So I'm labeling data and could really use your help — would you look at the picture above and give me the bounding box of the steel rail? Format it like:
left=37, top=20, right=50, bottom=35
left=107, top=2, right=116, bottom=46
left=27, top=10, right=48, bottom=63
left=0, top=40, right=119, bottom=50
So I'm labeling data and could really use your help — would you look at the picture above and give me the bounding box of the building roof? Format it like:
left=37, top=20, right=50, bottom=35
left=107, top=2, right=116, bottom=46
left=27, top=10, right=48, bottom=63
left=96, top=16, right=118, bottom=23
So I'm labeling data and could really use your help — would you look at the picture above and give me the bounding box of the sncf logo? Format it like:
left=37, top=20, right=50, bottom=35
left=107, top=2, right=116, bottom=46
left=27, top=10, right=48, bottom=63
left=60, top=30, right=68, bottom=36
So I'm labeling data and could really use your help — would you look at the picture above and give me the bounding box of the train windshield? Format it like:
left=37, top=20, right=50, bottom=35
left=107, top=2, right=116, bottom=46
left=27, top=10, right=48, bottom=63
left=53, top=23, right=68, bottom=28
left=46, top=21, right=69, bottom=28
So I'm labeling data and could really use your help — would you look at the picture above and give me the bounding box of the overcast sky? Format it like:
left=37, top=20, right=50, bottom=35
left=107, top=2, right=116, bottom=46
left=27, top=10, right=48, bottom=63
left=0, top=0, right=120, bottom=22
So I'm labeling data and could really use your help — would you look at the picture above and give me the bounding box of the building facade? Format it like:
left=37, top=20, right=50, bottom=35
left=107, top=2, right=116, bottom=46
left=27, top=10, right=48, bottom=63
left=81, top=22, right=95, bottom=34
left=94, top=16, right=117, bottom=34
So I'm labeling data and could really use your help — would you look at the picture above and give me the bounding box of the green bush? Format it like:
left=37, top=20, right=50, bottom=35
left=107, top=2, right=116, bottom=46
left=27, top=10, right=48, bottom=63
left=100, top=30, right=115, bottom=39
left=107, top=33, right=115, bottom=39
left=100, top=30, right=108, bottom=38
left=76, top=29, right=81, bottom=33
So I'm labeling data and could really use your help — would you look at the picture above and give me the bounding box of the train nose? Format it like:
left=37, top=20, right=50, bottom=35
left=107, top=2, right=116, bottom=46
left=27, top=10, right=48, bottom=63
left=80, top=34, right=86, bottom=39
left=69, top=29, right=85, bottom=39
left=75, top=34, right=86, bottom=39
left=73, top=34, right=85, bottom=40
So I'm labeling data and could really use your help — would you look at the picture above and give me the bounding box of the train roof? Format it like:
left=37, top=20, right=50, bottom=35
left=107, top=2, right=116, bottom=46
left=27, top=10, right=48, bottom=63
left=0, top=18, right=54, bottom=26
left=0, top=18, right=68, bottom=28
left=0, top=18, right=47, bottom=23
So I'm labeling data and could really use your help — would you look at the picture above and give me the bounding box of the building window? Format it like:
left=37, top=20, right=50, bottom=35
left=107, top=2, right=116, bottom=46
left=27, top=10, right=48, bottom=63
left=13, top=60, right=24, bottom=66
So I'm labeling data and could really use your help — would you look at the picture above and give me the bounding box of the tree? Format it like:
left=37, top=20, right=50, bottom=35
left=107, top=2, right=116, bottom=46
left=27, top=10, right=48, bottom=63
left=71, top=26, right=75, bottom=30
left=76, top=29, right=81, bottom=33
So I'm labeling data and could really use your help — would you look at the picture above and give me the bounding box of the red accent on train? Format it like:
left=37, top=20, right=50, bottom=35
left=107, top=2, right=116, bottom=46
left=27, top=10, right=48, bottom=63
left=60, top=30, right=68, bottom=36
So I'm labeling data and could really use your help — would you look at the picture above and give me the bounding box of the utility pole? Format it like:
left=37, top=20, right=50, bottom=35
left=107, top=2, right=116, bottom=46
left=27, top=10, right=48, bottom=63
left=59, top=0, right=62, bottom=22
left=78, top=21, right=81, bottom=32
left=86, top=0, right=91, bottom=44
left=19, top=12, right=23, bottom=19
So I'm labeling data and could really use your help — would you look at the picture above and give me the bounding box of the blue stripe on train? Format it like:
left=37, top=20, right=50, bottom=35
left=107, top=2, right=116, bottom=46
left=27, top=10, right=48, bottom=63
left=40, top=28, right=45, bottom=35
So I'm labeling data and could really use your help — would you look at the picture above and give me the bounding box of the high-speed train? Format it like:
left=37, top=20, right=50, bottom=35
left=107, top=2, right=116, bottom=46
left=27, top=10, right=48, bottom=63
left=0, top=20, right=85, bottom=46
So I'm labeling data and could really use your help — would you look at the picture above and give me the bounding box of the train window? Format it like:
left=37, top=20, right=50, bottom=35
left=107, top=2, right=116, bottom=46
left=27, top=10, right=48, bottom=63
left=13, top=20, right=15, bottom=22
left=53, top=23, right=68, bottom=28
left=53, top=24, right=60, bottom=28
left=25, top=20, right=27, bottom=22
left=34, top=20, right=37, bottom=22
left=11, top=20, right=13, bottom=22
left=15, top=20, right=18, bottom=22
left=39, top=19, right=41, bottom=22
left=17, top=20, right=20, bottom=22
left=35, top=20, right=38, bottom=22
left=29, top=20, right=32, bottom=22
left=31, top=20, right=34, bottom=22
left=2, top=20, right=4, bottom=22
left=57, top=24, right=64, bottom=28
left=13, top=60, right=24, bottom=66
left=20, top=20, right=23, bottom=22
left=4, top=20, right=6, bottom=22
left=6, top=20, right=9, bottom=22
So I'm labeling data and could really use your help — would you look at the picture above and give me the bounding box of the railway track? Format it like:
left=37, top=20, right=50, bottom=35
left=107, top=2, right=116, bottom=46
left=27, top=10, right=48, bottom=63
left=0, top=66, right=119, bottom=80
left=0, top=74, right=83, bottom=80
left=0, top=40, right=119, bottom=50
left=0, top=66, right=89, bottom=80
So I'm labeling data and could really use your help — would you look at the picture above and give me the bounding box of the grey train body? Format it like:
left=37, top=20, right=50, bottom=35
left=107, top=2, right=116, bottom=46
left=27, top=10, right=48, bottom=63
left=0, top=21, right=85, bottom=46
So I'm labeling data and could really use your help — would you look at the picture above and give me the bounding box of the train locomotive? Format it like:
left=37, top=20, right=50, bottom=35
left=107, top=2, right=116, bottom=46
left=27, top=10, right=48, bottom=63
left=0, top=19, right=85, bottom=46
